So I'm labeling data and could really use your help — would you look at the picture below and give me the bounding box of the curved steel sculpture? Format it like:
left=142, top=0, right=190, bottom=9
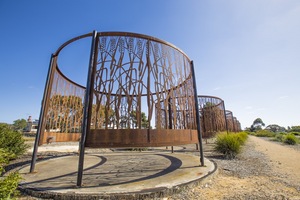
left=225, top=110, right=241, bottom=132
left=233, top=117, right=242, bottom=132
left=197, top=95, right=228, bottom=138
left=30, top=31, right=204, bottom=186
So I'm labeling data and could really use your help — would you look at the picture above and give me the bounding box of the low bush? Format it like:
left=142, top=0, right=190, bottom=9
left=236, top=131, right=248, bottom=145
left=0, top=124, right=28, bottom=199
left=0, top=149, right=22, bottom=199
left=273, top=134, right=285, bottom=142
left=254, top=130, right=275, bottom=137
left=289, top=131, right=300, bottom=136
left=283, top=134, right=298, bottom=145
left=0, top=171, right=21, bottom=199
left=0, top=124, right=29, bottom=158
left=214, top=132, right=248, bottom=159
left=246, top=131, right=256, bottom=136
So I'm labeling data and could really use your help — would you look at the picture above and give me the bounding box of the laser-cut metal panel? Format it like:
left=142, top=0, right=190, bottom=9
left=86, top=33, right=197, bottom=147
left=39, top=67, right=85, bottom=145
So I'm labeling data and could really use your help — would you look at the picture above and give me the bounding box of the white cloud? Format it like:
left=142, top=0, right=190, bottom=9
left=278, top=95, right=289, bottom=100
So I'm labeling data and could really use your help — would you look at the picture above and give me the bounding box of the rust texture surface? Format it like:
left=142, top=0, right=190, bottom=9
left=38, top=32, right=199, bottom=147
left=197, top=95, right=227, bottom=138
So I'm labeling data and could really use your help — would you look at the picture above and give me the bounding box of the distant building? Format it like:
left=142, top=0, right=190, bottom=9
left=24, top=116, right=39, bottom=133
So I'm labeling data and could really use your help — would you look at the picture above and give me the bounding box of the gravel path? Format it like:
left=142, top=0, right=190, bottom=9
left=168, top=135, right=300, bottom=200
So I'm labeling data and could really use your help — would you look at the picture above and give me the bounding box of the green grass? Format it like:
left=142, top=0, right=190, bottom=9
left=254, top=130, right=276, bottom=137
left=283, top=134, right=298, bottom=145
left=272, top=134, right=285, bottom=142
left=214, top=132, right=248, bottom=159
left=289, top=131, right=300, bottom=136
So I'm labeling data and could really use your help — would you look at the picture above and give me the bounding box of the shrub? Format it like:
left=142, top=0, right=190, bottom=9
left=254, top=130, right=275, bottom=137
left=0, top=171, right=21, bottom=199
left=236, top=132, right=248, bottom=145
left=289, top=131, right=300, bottom=136
left=0, top=149, right=22, bottom=199
left=273, top=134, right=285, bottom=142
left=0, top=124, right=28, bottom=158
left=215, top=133, right=241, bottom=159
left=0, top=124, right=28, bottom=199
left=283, top=134, right=298, bottom=145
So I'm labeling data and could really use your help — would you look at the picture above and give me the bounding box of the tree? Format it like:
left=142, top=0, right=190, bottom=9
left=250, top=118, right=265, bottom=132
left=0, top=123, right=28, bottom=157
left=141, top=112, right=149, bottom=128
left=12, top=119, right=27, bottom=132
left=265, top=124, right=286, bottom=133
left=129, top=111, right=149, bottom=129
left=288, top=126, right=300, bottom=133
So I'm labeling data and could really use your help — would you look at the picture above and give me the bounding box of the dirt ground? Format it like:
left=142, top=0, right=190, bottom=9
left=251, top=136, right=300, bottom=187
left=169, top=135, right=300, bottom=200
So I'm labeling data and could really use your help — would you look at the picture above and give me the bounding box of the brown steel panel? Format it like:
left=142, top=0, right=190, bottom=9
left=41, top=132, right=81, bottom=144
left=85, top=129, right=198, bottom=148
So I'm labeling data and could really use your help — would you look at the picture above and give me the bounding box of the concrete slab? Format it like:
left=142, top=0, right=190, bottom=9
left=18, top=152, right=217, bottom=199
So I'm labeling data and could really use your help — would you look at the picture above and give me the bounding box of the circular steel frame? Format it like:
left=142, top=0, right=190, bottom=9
left=30, top=31, right=205, bottom=186
left=37, top=31, right=200, bottom=147
left=197, top=95, right=228, bottom=138
left=225, top=110, right=241, bottom=132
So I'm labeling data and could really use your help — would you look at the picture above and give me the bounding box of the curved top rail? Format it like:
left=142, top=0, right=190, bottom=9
left=197, top=95, right=224, bottom=102
left=197, top=95, right=224, bottom=108
left=54, top=33, right=92, bottom=56
left=52, top=31, right=193, bottom=96
left=55, top=66, right=86, bottom=89
left=54, top=31, right=191, bottom=61
left=225, top=110, right=233, bottom=115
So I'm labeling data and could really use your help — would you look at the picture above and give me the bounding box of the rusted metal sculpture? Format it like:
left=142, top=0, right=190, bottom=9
left=30, top=31, right=204, bottom=187
left=225, top=110, right=241, bottom=132
left=198, top=95, right=228, bottom=138
left=233, top=117, right=242, bottom=132
left=225, top=110, right=235, bottom=132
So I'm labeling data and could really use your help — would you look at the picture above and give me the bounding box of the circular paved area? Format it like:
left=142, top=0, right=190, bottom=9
left=18, top=152, right=216, bottom=199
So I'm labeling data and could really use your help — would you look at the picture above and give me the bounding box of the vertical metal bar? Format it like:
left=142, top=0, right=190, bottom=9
left=77, top=30, right=98, bottom=187
left=168, top=97, right=172, bottom=129
left=146, top=40, right=151, bottom=128
left=30, top=54, right=56, bottom=173
left=202, top=110, right=206, bottom=138
left=190, top=61, right=204, bottom=166
left=168, top=97, right=173, bottom=153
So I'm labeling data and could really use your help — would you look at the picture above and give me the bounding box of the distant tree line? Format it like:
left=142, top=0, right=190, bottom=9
left=246, top=118, right=300, bottom=133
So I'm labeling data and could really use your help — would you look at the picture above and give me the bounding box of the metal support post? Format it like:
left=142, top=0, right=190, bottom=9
left=191, top=61, right=204, bottom=166
left=77, top=30, right=98, bottom=187
left=30, top=54, right=56, bottom=173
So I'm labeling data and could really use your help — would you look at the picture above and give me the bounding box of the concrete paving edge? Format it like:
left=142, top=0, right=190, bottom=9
left=18, top=160, right=218, bottom=200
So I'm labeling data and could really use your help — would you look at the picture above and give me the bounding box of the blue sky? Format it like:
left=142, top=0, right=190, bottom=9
left=0, top=0, right=299, bottom=129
